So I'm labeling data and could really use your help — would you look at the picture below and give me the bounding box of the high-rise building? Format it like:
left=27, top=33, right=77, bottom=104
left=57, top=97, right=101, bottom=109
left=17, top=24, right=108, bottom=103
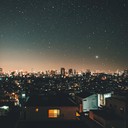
left=74, top=69, right=76, bottom=75
left=50, top=70, right=56, bottom=76
left=0, top=68, right=3, bottom=74
left=61, top=68, right=65, bottom=76
left=86, top=69, right=91, bottom=78
left=123, top=69, right=128, bottom=77
left=68, top=68, right=73, bottom=75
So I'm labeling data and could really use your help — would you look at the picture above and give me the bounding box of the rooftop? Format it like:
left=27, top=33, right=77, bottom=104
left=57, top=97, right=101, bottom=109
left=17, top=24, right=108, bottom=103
left=75, top=92, right=94, bottom=98
left=25, top=94, right=77, bottom=107
left=90, top=109, right=123, bottom=120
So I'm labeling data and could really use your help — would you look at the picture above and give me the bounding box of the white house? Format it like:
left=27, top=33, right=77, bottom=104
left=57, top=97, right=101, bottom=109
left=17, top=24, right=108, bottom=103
left=75, top=92, right=98, bottom=113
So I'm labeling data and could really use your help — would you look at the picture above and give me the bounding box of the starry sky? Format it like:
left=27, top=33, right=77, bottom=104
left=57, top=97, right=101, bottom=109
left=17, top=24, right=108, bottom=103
left=0, top=0, right=128, bottom=73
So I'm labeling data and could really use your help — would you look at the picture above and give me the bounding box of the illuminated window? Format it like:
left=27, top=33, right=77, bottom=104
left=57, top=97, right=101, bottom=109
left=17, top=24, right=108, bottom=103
left=35, top=108, right=39, bottom=112
left=48, top=109, right=60, bottom=118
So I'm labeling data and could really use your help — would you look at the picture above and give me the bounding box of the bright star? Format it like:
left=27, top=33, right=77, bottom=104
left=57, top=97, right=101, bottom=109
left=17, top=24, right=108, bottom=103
left=95, top=55, right=99, bottom=59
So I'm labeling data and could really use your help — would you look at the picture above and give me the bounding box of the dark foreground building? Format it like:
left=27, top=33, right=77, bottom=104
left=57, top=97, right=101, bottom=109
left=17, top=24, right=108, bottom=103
left=21, top=94, right=79, bottom=121
left=16, top=94, right=90, bottom=128
left=16, top=120, right=88, bottom=128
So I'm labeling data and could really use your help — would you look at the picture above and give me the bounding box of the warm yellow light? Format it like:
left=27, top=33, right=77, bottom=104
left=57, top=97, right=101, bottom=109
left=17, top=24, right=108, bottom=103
left=35, top=108, right=39, bottom=112
left=48, top=109, right=60, bottom=118
left=76, top=112, right=80, bottom=117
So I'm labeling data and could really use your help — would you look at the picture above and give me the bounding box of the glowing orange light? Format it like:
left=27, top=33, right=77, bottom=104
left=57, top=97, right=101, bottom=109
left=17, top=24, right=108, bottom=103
left=35, top=108, right=39, bottom=112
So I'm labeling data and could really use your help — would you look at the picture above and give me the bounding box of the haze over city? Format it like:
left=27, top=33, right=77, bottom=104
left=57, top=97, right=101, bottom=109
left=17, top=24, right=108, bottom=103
left=0, top=0, right=128, bottom=72
left=0, top=1, right=128, bottom=128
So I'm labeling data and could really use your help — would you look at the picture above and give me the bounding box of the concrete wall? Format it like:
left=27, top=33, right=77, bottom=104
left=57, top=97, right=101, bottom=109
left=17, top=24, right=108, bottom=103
left=83, top=94, right=98, bottom=112
left=98, top=93, right=111, bottom=107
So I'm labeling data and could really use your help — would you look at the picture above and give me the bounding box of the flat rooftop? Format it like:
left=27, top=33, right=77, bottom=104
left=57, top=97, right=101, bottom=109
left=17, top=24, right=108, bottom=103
left=90, top=110, right=123, bottom=120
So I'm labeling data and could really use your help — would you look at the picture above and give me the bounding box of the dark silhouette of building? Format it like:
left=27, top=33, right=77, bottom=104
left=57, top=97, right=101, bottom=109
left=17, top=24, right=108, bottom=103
left=61, top=68, right=65, bottom=76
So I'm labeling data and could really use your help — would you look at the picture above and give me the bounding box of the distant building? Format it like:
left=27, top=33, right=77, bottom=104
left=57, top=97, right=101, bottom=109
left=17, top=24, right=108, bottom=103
left=0, top=105, right=9, bottom=116
left=74, top=69, right=77, bottom=75
left=0, top=96, right=17, bottom=117
left=123, top=69, right=128, bottom=77
left=61, top=68, right=65, bottom=76
left=86, top=69, right=91, bottom=78
left=68, top=68, right=73, bottom=76
left=21, top=95, right=79, bottom=121
left=0, top=68, right=3, bottom=74
left=50, top=70, right=56, bottom=76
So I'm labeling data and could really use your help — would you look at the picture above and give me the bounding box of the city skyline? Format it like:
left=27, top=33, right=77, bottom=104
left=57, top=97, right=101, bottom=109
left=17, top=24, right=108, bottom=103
left=0, top=0, right=128, bottom=72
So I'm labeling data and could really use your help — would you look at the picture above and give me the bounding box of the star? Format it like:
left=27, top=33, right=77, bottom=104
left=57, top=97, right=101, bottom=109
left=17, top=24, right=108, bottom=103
left=0, top=0, right=127, bottom=72
left=95, top=55, right=99, bottom=59
left=88, top=46, right=92, bottom=50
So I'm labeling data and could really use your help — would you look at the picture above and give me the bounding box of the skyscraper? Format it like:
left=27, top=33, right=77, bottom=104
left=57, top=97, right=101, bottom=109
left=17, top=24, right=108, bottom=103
left=68, top=68, right=73, bottom=75
left=61, top=68, right=65, bottom=76
left=0, top=68, right=3, bottom=74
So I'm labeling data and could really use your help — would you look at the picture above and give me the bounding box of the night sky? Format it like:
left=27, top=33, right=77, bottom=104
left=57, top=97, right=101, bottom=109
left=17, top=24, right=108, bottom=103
left=0, top=0, right=128, bottom=73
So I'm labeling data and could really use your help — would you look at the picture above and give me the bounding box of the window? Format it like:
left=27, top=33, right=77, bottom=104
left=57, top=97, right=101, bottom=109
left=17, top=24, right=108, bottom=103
left=48, top=109, right=60, bottom=118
